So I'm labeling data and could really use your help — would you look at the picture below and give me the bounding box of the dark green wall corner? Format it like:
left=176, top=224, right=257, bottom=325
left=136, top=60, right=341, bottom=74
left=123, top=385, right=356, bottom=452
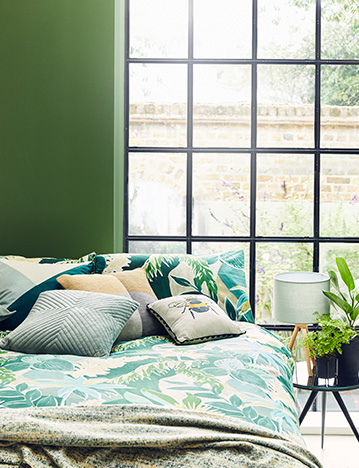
left=0, top=0, right=122, bottom=258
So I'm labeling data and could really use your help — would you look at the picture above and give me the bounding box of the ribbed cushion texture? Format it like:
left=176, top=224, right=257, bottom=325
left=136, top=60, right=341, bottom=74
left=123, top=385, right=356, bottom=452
left=0, top=290, right=139, bottom=357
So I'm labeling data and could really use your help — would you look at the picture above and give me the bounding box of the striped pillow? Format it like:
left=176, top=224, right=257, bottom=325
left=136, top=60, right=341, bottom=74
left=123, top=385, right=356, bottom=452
left=0, top=290, right=139, bottom=357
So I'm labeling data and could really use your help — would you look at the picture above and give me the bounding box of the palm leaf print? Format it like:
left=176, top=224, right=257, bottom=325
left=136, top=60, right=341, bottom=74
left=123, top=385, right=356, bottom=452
left=143, top=255, right=174, bottom=281
left=175, top=256, right=218, bottom=301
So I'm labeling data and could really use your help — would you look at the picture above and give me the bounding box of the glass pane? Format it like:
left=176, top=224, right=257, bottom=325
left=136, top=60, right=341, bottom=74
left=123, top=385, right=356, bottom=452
left=256, top=154, right=314, bottom=236
left=256, top=242, right=313, bottom=324
left=129, top=0, right=187, bottom=58
left=258, top=0, right=315, bottom=59
left=193, top=0, right=252, bottom=59
left=320, top=244, right=359, bottom=280
left=129, top=64, right=187, bottom=147
left=193, top=65, right=251, bottom=147
left=321, top=0, right=359, bottom=60
left=321, top=155, right=359, bottom=237
left=128, top=241, right=186, bottom=254
left=257, top=65, right=315, bottom=147
left=128, top=153, right=186, bottom=236
left=192, top=154, right=250, bottom=236
left=321, top=65, right=359, bottom=149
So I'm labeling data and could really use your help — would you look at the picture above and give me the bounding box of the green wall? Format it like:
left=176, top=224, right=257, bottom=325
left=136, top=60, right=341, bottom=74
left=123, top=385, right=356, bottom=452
left=0, top=0, right=120, bottom=258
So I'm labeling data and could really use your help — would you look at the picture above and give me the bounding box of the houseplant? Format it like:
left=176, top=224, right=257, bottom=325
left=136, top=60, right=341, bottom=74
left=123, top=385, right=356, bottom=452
left=302, top=313, right=355, bottom=379
left=322, top=257, right=359, bottom=383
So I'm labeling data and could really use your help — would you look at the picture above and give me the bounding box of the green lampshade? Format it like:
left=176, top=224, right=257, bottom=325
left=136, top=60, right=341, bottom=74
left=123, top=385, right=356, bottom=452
left=273, top=272, right=330, bottom=324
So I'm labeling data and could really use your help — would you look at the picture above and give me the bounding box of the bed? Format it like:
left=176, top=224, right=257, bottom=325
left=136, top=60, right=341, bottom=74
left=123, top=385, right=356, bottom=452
left=0, top=250, right=322, bottom=468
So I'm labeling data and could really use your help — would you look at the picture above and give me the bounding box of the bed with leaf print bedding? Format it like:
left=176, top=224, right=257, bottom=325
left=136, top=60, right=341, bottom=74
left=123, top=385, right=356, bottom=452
left=0, top=251, right=322, bottom=468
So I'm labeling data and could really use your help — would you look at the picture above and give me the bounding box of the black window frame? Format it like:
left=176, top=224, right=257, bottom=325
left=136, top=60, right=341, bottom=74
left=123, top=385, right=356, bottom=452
left=123, top=0, right=359, bottom=326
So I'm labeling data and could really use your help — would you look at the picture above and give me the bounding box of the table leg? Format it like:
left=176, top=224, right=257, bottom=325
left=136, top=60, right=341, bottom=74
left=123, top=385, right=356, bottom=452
left=299, top=390, right=318, bottom=425
left=332, top=391, right=359, bottom=442
left=321, top=392, right=327, bottom=449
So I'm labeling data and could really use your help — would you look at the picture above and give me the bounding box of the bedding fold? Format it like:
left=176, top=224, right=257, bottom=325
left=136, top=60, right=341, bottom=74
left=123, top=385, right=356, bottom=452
left=0, top=404, right=322, bottom=468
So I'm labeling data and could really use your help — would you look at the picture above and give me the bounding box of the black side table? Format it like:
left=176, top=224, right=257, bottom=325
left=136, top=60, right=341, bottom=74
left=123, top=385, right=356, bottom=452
left=293, top=361, right=359, bottom=448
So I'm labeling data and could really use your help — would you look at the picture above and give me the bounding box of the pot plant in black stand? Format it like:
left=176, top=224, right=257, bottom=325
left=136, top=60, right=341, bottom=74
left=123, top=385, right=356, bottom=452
left=302, top=313, right=355, bottom=380
left=323, top=257, right=359, bottom=385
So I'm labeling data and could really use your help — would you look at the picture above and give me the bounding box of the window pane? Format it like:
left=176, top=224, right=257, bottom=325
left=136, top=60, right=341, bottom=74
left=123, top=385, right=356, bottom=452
left=128, top=241, right=187, bottom=254
left=256, top=243, right=313, bottom=324
left=321, top=65, right=359, bottom=149
left=320, top=155, right=359, bottom=237
left=193, top=65, right=251, bottom=147
left=321, top=0, right=359, bottom=60
left=192, top=153, right=250, bottom=236
left=257, top=65, right=315, bottom=147
left=194, top=0, right=252, bottom=59
left=129, top=0, right=187, bottom=58
left=129, top=64, right=187, bottom=147
left=128, top=153, right=186, bottom=236
left=320, top=244, right=359, bottom=279
left=256, top=154, right=314, bottom=236
left=258, top=0, right=315, bottom=59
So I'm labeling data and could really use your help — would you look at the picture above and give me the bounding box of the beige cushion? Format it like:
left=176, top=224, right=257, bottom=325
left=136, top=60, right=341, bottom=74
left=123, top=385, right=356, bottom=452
left=111, top=269, right=166, bottom=340
left=57, top=274, right=128, bottom=294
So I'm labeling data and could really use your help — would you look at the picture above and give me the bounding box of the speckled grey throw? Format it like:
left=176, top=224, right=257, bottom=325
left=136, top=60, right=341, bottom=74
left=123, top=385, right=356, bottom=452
left=0, top=405, right=322, bottom=468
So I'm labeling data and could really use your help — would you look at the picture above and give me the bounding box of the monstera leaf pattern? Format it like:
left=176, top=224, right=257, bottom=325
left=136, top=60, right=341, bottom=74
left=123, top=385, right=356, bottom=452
left=100, top=250, right=253, bottom=322
left=0, top=324, right=300, bottom=444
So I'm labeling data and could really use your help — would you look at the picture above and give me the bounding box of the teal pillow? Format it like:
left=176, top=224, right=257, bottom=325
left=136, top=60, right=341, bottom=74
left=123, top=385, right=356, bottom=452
left=0, top=290, right=139, bottom=357
left=0, top=257, right=106, bottom=331
left=99, top=250, right=253, bottom=323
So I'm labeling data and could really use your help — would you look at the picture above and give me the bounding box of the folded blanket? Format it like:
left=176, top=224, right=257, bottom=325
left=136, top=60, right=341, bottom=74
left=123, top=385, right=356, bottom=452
left=0, top=404, right=321, bottom=468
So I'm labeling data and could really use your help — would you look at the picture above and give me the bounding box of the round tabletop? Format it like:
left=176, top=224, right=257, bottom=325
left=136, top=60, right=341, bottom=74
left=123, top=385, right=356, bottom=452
left=293, top=361, right=359, bottom=392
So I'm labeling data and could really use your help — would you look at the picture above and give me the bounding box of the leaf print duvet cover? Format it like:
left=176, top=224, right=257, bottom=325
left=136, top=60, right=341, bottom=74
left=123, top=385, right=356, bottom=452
left=0, top=323, right=302, bottom=445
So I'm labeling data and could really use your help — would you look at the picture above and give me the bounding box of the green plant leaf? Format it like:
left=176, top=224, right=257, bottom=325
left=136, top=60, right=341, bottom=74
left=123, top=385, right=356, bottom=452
left=328, top=270, right=340, bottom=291
left=336, top=257, right=355, bottom=291
left=323, top=291, right=352, bottom=314
left=350, top=305, right=359, bottom=323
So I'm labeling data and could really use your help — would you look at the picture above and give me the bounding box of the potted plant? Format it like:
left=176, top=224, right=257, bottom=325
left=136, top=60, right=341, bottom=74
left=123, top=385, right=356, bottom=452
left=302, top=313, right=355, bottom=379
left=322, top=257, right=359, bottom=383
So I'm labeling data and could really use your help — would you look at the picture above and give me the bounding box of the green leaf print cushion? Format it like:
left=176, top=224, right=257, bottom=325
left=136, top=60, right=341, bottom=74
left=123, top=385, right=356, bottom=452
left=99, top=250, right=253, bottom=323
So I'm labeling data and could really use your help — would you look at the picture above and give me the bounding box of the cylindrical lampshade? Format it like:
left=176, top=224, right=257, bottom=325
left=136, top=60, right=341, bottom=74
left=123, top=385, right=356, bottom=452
left=273, top=272, right=330, bottom=324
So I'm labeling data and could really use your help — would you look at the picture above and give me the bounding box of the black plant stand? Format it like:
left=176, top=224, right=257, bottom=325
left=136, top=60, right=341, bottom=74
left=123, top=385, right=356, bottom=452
left=293, top=362, right=359, bottom=448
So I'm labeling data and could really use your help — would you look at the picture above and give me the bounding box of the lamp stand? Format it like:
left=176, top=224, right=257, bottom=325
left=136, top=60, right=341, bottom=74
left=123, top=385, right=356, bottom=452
left=289, top=324, right=315, bottom=377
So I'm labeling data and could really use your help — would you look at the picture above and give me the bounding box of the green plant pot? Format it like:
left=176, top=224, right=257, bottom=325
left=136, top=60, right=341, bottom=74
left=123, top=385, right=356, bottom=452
left=315, top=355, right=337, bottom=379
left=337, top=335, right=359, bottom=386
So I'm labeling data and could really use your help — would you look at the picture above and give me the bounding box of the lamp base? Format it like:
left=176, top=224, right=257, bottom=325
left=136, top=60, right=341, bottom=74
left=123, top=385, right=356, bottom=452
left=289, top=324, right=314, bottom=377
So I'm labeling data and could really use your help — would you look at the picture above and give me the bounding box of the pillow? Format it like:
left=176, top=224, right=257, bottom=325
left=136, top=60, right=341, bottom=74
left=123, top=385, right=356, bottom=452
left=111, top=268, right=166, bottom=340
left=57, top=273, right=129, bottom=294
left=147, top=294, right=246, bottom=345
left=57, top=270, right=166, bottom=341
left=0, top=290, right=139, bottom=357
left=99, top=250, right=253, bottom=323
left=0, top=257, right=106, bottom=331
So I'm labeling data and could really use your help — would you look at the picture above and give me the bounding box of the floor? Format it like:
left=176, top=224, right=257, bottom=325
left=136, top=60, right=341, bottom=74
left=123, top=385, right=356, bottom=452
left=303, top=434, right=359, bottom=467
left=300, top=411, right=359, bottom=466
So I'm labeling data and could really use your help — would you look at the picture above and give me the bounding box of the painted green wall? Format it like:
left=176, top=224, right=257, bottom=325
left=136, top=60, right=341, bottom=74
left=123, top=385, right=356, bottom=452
left=0, top=0, right=120, bottom=258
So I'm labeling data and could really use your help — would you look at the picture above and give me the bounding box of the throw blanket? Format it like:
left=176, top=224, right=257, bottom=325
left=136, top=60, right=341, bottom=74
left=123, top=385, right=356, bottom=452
left=0, top=405, right=322, bottom=468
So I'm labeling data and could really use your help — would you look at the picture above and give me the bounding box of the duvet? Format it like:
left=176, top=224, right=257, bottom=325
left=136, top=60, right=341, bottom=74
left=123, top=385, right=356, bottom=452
left=0, top=323, right=322, bottom=468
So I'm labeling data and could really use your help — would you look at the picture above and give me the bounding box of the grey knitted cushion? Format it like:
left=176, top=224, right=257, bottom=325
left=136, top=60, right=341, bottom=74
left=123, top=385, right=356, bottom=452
left=0, top=290, right=139, bottom=357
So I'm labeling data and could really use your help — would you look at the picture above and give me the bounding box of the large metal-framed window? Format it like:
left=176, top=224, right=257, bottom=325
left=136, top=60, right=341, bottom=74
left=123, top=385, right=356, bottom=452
left=123, top=0, right=359, bottom=323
